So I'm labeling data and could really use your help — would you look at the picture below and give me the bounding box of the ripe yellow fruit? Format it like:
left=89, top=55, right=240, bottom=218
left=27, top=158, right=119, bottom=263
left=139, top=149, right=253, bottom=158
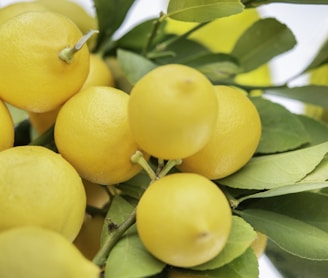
left=0, top=11, right=90, bottom=112
left=54, top=86, right=147, bottom=185
left=0, top=226, right=100, bottom=278
left=0, top=145, right=86, bottom=241
left=82, top=179, right=110, bottom=209
left=178, top=85, right=261, bottom=179
left=0, top=100, right=14, bottom=151
left=136, top=173, right=232, bottom=267
left=128, top=64, right=218, bottom=160
left=165, top=9, right=271, bottom=86
left=36, top=0, right=98, bottom=50
left=28, top=54, right=115, bottom=135
left=0, top=1, right=47, bottom=26
left=81, top=54, right=115, bottom=89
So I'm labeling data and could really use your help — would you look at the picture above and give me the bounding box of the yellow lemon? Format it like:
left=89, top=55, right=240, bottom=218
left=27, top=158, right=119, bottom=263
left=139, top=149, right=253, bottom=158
left=136, top=173, right=232, bottom=267
left=128, top=64, right=218, bottom=160
left=0, top=100, right=14, bottom=151
left=0, top=11, right=90, bottom=112
left=54, top=86, right=147, bottom=185
left=0, top=226, right=100, bottom=278
left=178, top=85, right=261, bottom=179
left=0, top=145, right=86, bottom=241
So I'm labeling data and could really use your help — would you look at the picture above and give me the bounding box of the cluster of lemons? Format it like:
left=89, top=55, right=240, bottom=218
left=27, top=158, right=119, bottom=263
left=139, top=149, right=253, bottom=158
left=0, top=1, right=264, bottom=276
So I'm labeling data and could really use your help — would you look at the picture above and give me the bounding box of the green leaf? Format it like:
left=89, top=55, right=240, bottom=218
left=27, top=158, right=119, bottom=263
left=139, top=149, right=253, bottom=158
left=265, top=85, right=328, bottom=110
left=193, top=216, right=257, bottom=270
left=238, top=182, right=328, bottom=203
left=100, top=195, right=135, bottom=245
left=303, top=36, right=328, bottom=72
left=117, top=171, right=151, bottom=200
left=219, top=142, right=328, bottom=190
left=244, top=0, right=328, bottom=8
left=236, top=208, right=328, bottom=260
left=301, top=155, right=328, bottom=183
left=252, top=97, right=310, bottom=154
left=117, top=49, right=158, bottom=85
left=170, top=248, right=259, bottom=278
left=266, top=240, right=328, bottom=278
left=93, top=0, right=135, bottom=51
left=231, top=18, right=296, bottom=72
left=108, top=19, right=168, bottom=55
left=105, top=230, right=166, bottom=278
left=296, top=114, right=328, bottom=147
left=246, top=191, right=328, bottom=233
left=167, top=0, right=244, bottom=22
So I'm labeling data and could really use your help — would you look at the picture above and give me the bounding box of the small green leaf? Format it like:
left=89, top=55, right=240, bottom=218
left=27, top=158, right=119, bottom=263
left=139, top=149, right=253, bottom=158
left=236, top=208, right=328, bottom=260
left=193, top=216, right=257, bottom=270
left=219, top=142, right=328, bottom=190
left=100, top=195, right=135, bottom=245
left=117, top=171, right=151, bottom=200
left=252, top=97, right=310, bottom=154
left=117, top=49, right=158, bottom=85
left=296, top=114, right=328, bottom=147
left=93, top=0, right=135, bottom=51
left=105, top=230, right=166, bottom=278
left=245, top=0, right=328, bottom=8
left=238, top=182, right=328, bottom=203
left=231, top=18, right=296, bottom=72
left=265, top=85, right=328, bottom=110
left=167, top=0, right=244, bottom=22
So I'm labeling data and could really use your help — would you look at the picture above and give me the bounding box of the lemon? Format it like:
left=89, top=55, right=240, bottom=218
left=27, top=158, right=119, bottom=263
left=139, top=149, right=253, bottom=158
left=136, top=173, right=232, bottom=267
left=0, top=1, right=47, bottom=25
left=0, top=11, right=90, bottom=112
left=0, top=226, right=100, bottom=278
left=54, top=86, right=147, bottom=185
left=0, top=145, right=86, bottom=241
left=0, top=100, right=14, bottom=151
left=28, top=53, right=115, bottom=135
left=178, top=85, right=261, bottom=179
left=251, top=232, right=268, bottom=258
left=128, top=64, right=218, bottom=160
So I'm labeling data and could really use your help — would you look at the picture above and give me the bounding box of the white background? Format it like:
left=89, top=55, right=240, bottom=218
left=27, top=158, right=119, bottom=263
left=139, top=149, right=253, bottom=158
left=1, top=0, right=328, bottom=277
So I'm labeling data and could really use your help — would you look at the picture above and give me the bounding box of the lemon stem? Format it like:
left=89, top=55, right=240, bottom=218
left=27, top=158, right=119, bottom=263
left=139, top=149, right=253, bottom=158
left=131, top=151, right=156, bottom=180
left=157, top=159, right=182, bottom=179
left=58, top=29, right=99, bottom=63
left=92, top=208, right=136, bottom=267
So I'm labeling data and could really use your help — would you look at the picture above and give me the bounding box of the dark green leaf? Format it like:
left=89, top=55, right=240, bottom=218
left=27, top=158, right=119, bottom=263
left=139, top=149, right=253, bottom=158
left=303, top=36, right=328, bottom=72
left=252, top=97, right=310, bottom=154
left=105, top=230, right=166, bottom=278
left=243, top=0, right=328, bottom=8
left=219, top=142, right=328, bottom=190
left=266, top=240, right=328, bottom=278
left=117, top=171, right=151, bottom=200
left=193, top=216, right=257, bottom=270
left=296, top=114, right=328, bottom=147
left=265, top=85, right=328, bottom=110
left=236, top=208, right=328, bottom=260
left=117, top=49, right=158, bottom=85
left=167, top=0, right=244, bottom=22
left=93, top=0, right=135, bottom=51
left=231, top=18, right=296, bottom=72
left=108, top=19, right=168, bottom=55
left=245, top=191, right=328, bottom=233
